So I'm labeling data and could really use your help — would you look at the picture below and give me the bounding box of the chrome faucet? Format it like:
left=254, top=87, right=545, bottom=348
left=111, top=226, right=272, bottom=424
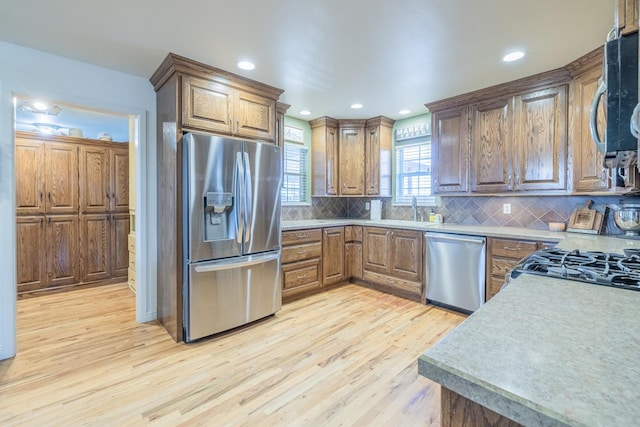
left=412, top=196, right=418, bottom=222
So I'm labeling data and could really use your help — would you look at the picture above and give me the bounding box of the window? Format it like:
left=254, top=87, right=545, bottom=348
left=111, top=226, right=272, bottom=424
left=394, top=137, right=431, bottom=204
left=282, top=142, right=309, bottom=204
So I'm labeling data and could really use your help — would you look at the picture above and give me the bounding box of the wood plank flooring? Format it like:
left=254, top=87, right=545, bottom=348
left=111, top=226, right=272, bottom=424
left=0, top=283, right=465, bottom=426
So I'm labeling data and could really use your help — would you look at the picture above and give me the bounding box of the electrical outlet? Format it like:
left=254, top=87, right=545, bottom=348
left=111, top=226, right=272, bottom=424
left=503, top=203, right=511, bottom=214
left=365, top=202, right=370, bottom=210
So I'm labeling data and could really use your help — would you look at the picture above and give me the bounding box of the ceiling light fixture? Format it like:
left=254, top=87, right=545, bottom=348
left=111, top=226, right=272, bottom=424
left=21, top=100, right=62, bottom=116
left=32, top=122, right=62, bottom=134
left=350, top=103, right=363, bottom=109
left=502, top=51, right=525, bottom=62
left=237, top=61, right=255, bottom=70
left=300, top=110, right=311, bottom=116
left=399, top=109, right=411, bottom=115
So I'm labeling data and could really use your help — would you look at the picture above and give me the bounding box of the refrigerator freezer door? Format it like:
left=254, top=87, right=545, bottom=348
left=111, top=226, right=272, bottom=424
left=243, top=140, right=282, bottom=255
left=185, top=251, right=282, bottom=342
left=185, top=134, right=243, bottom=262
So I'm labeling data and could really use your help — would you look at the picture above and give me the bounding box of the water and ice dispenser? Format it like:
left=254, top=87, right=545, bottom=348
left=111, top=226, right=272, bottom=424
left=204, top=192, right=233, bottom=241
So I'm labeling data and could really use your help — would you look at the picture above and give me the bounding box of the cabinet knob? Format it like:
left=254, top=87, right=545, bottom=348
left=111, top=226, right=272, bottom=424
left=39, top=191, right=43, bottom=201
left=48, top=192, right=51, bottom=201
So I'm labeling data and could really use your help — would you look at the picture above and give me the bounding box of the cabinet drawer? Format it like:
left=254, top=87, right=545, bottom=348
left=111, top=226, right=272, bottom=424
left=282, top=229, right=322, bottom=246
left=283, top=260, right=321, bottom=290
left=282, top=242, right=321, bottom=263
left=128, top=233, right=135, bottom=253
left=345, top=225, right=363, bottom=242
left=491, top=257, right=519, bottom=278
left=128, top=253, right=136, bottom=272
left=491, top=238, right=537, bottom=259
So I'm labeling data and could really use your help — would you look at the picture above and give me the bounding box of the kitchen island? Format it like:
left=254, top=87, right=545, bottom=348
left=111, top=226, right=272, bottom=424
left=418, top=235, right=640, bottom=426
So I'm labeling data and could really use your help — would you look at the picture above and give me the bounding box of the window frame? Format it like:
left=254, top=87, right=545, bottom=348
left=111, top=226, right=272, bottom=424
left=393, top=135, right=437, bottom=206
left=281, top=139, right=311, bottom=206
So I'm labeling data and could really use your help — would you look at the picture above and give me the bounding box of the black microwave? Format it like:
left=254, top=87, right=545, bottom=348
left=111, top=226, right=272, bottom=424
left=591, top=31, right=639, bottom=168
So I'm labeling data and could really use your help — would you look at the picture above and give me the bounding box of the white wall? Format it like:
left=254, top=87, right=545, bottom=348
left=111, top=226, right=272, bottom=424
left=0, top=42, right=158, bottom=360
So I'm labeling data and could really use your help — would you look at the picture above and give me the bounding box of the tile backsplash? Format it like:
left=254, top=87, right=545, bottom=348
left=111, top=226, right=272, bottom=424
left=282, top=195, right=626, bottom=234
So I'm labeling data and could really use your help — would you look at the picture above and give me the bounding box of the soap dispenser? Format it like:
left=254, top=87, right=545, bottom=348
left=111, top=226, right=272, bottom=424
left=428, top=208, right=436, bottom=222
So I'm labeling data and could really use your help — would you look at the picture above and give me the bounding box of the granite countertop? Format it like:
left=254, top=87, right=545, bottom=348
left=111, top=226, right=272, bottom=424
left=282, top=219, right=567, bottom=242
left=418, top=236, right=640, bottom=426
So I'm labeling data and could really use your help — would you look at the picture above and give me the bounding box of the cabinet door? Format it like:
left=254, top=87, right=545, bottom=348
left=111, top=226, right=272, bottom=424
left=46, top=214, right=79, bottom=287
left=110, top=148, right=130, bottom=212
left=513, top=86, right=568, bottom=191
left=182, top=75, right=233, bottom=134
left=80, top=214, right=111, bottom=282
left=431, top=107, right=469, bottom=193
left=325, top=125, right=340, bottom=195
left=322, top=227, right=345, bottom=285
left=234, top=90, right=275, bottom=142
left=16, top=216, right=46, bottom=292
left=339, top=126, right=365, bottom=195
left=345, top=242, right=363, bottom=280
left=572, top=66, right=609, bottom=192
left=470, top=99, right=513, bottom=193
left=362, top=227, right=390, bottom=275
left=45, top=143, right=78, bottom=214
left=15, top=140, right=45, bottom=215
left=111, top=213, right=130, bottom=277
left=79, top=146, right=110, bottom=213
left=389, top=229, right=423, bottom=282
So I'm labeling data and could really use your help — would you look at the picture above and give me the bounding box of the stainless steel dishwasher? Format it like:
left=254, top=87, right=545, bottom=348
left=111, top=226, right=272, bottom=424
left=425, top=232, right=486, bottom=313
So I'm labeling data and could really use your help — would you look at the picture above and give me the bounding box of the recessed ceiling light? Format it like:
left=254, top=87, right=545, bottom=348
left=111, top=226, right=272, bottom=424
left=502, top=51, right=525, bottom=62
left=399, top=109, right=411, bottom=115
left=300, top=110, right=311, bottom=116
left=33, top=101, right=48, bottom=111
left=237, top=61, right=255, bottom=70
left=20, top=100, right=62, bottom=116
left=350, top=103, right=363, bottom=109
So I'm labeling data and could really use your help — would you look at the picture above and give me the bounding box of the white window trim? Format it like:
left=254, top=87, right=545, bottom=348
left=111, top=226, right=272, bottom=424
left=393, top=137, right=435, bottom=206
left=282, top=140, right=310, bottom=206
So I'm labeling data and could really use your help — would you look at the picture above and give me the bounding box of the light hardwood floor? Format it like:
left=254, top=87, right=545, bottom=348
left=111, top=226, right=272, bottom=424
left=0, top=283, right=465, bottom=426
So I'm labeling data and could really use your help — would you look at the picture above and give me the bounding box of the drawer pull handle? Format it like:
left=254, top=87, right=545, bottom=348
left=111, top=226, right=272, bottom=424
left=503, top=246, right=521, bottom=251
left=296, top=233, right=306, bottom=239
left=297, top=275, right=306, bottom=280
left=297, top=250, right=307, bottom=255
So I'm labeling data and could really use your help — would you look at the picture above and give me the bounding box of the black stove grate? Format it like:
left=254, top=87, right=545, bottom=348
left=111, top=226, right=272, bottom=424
left=509, top=248, right=640, bottom=291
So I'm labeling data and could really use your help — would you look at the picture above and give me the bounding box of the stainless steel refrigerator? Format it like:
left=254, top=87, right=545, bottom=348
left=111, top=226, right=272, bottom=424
left=183, top=132, right=282, bottom=342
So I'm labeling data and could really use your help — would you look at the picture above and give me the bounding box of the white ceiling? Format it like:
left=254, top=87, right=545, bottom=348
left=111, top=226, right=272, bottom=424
left=1, top=0, right=615, bottom=122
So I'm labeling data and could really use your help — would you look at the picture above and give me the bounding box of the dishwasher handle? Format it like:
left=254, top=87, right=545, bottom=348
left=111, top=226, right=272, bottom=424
left=426, top=233, right=485, bottom=245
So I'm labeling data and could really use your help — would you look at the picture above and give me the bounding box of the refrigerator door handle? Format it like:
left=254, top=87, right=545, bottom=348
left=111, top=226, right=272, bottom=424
left=193, top=252, right=280, bottom=273
left=235, top=152, right=245, bottom=244
left=244, top=152, right=252, bottom=243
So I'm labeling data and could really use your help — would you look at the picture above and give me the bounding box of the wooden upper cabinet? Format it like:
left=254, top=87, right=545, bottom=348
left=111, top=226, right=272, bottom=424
left=110, top=148, right=130, bottom=212
left=15, top=140, right=45, bottom=215
left=182, top=74, right=275, bottom=141
left=431, top=107, right=469, bottom=193
left=80, top=145, right=129, bottom=213
left=311, top=117, right=339, bottom=196
left=182, top=75, right=233, bottom=134
left=16, top=138, right=78, bottom=214
left=45, top=143, right=78, bottom=214
left=80, top=146, right=110, bottom=213
left=513, top=85, right=567, bottom=191
left=339, top=121, right=365, bottom=195
left=365, top=116, right=394, bottom=197
left=617, top=0, right=639, bottom=35
left=235, top=90, right=275, bottom=141
left=470, top=99, right=513, bottom=193
left=569, top=49, right=609, bottom=192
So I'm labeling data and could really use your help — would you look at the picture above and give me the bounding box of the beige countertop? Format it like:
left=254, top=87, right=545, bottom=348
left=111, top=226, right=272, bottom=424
left=418, top=234, right=640, bottom=426
left=282, top=219, right=640, bottom=255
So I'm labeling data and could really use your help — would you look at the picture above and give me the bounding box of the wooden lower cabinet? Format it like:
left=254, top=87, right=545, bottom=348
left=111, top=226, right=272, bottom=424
left=322, top=227, right=345, bottom=285
left=16, top=215, right=79, bottom=293
left=441, top=387, right=523, bottom=427
left=362, top=227, right=424, bottom=300
left=281, top=228, right=323, bottom=301
left=80, top=213, right=129, bottom=283
left=345, top=225, right=364, bottom=280
left=486, top=238, right=556, bottom=301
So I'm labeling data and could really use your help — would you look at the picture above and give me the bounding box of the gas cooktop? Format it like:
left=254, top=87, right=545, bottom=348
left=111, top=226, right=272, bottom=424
left=509, top=248, right=640, bottom=292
